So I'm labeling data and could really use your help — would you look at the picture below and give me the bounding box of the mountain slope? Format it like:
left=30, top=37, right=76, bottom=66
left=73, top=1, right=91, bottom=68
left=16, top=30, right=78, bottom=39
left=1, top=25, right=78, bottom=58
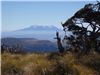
left=1, top=38, right=58, bottom=52
left=2, top=25, right=64, bottom=40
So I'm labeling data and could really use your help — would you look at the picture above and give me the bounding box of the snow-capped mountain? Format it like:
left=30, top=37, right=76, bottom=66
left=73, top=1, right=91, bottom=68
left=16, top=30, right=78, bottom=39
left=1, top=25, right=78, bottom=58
left=19, top=25, right=60, bottom=31
left=2, top=25, right=64, bottom=40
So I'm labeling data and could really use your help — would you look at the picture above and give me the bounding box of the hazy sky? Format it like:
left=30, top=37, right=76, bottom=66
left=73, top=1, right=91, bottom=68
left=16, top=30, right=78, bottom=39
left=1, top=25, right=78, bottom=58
left=2, top=1, right=95, bottom=32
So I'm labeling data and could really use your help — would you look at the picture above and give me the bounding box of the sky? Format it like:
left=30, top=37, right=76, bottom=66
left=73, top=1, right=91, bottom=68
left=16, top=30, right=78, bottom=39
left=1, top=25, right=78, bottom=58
left=2, top=1, right=95, bottom=32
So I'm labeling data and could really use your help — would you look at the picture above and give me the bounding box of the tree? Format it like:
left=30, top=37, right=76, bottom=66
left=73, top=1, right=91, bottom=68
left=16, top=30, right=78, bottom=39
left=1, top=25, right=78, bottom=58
left=55, top=31, right=64, bottom=54
left=62, top=2, right=100, bottom=53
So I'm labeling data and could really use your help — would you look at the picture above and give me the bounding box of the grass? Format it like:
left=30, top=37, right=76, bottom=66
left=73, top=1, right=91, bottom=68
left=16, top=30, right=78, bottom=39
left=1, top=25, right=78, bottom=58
left=1, top=51, right=100, bottom=75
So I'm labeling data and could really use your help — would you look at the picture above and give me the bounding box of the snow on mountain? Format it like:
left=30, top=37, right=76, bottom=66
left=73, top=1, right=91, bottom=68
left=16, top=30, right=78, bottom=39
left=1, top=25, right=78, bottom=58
left=22, top=25, right=60, bottom=31
left=2, top=25, right=64, bottom=40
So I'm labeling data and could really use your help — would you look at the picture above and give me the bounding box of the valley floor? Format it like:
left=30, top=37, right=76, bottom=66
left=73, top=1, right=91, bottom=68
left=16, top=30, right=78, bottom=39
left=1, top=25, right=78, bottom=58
left=1, top=52, right=100, bottom=75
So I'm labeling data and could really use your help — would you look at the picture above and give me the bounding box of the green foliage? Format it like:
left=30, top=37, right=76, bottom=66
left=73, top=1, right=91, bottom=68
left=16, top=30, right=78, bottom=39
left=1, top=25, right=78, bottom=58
left=62, top=2, right=100, bottom=53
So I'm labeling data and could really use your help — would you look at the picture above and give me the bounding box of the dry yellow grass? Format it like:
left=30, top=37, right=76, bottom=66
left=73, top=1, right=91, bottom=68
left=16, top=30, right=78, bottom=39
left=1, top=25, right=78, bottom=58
left=1, top=52, right=100, bottom=75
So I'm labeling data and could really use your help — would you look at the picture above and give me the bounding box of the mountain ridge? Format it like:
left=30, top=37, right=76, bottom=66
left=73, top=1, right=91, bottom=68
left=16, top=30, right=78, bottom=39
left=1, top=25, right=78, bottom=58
left=1, top=38, right=58, bottom=52
left=2, top=25, right=64, bottom=40
left=15, top=25, right=61, bottom=31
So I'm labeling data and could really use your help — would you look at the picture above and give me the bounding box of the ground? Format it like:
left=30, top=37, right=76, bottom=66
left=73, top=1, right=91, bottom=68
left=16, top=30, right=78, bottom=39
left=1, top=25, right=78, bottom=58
left=1, top=51, right=100, bottom=75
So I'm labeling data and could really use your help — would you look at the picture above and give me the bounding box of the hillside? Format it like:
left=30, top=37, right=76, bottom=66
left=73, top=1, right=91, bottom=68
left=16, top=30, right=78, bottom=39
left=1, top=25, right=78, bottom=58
left=1, top=38, right=57, bottom=52
left=1, top=51, right=100, bottom=75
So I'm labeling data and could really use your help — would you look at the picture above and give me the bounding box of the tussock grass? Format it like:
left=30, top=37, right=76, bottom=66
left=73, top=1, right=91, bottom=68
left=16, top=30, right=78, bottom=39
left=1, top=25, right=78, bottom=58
left=1, top=52, right=100, bottom=75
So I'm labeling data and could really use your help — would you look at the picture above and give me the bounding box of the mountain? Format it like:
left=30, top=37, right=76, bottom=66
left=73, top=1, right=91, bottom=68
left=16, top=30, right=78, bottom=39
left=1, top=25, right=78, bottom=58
left=19, top=25, right=60, bottom=31
left=1, top=38, right=58, bottom=52
left=2, top=25, right=64, bottom=40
